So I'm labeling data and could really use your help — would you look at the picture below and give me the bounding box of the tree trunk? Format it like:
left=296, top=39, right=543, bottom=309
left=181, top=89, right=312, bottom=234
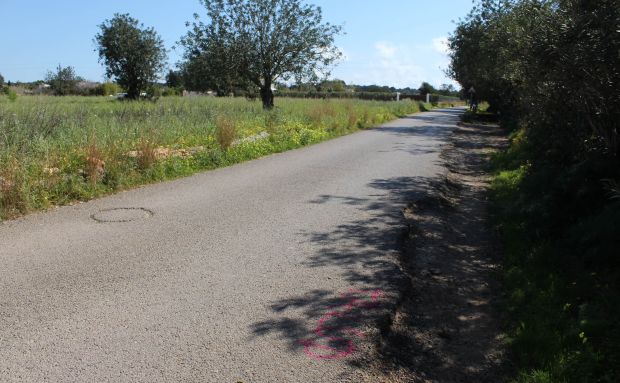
left=260, top=83, right=274, bottom=110
left=126, top=85, right=140, bottom=100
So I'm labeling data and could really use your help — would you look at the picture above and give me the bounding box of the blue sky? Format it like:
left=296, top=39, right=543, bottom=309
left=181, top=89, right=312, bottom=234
left=0, top=0, right=474, bottom=88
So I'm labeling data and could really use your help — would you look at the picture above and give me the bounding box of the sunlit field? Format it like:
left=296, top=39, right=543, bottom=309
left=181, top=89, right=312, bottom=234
left=0, top=95, right=457, bottom=220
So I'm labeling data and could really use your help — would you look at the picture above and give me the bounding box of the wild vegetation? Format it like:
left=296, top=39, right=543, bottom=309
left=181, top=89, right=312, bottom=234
left=449, top=1, right=619, bottom=381
left=0, top=96, right=442, bottom=220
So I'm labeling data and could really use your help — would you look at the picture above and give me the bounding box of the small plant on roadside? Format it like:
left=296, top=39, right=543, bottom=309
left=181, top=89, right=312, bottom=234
left=215, top=116, right=237, bottom=150
left=85, top=139, right=105, bottom=184
left=136, top=138, right=157, bottom=170
left=0, top=159, right=25, bottom=219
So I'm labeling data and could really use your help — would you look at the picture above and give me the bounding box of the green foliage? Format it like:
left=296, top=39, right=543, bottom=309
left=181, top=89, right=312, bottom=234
left=6, top=88, right=18, bottom=101
left=99, top=82, right=122, bottom=96
left=417, top=81, right=436, bottom=95
left=45, top=64, right=82, bottom=96
left=318, top=79, right=347, bottom=92
left=0, top=73, right=4, bottom=88
left=277, top=90, right=397, bottom=101
left=417, top=101, right=433, bottom=112
left=95, top=13, right=167, bottom=99
left=179, top=0, right=343, bottom=109
left=161, top=86, right=181, bottom=97
left=452, top=2, right=620, bottom=380
left=145, top=84, right=162, bottom=100
left=165, top=70, right=183, bottom=89
left=437, top=83, right=459, bottom=97
left=0, top=96, right=433, bottom=220
left=489, top=129, right=620, bottom=382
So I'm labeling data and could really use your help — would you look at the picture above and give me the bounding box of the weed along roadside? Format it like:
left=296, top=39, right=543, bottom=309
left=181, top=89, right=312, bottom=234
left=0, top=96, right=458, bottom=221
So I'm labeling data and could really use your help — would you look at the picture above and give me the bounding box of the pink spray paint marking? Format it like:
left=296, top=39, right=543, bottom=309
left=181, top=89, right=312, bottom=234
left=300, top=288, right=383, bottom=360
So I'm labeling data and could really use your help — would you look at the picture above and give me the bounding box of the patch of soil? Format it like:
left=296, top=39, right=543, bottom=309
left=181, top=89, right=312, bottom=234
left=368, top=121, right=510, bottom=382
left=126, top=146, right=204, bottom=160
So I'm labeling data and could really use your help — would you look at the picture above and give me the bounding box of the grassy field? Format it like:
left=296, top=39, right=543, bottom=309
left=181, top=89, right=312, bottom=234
left=0, top=96, right=455, bottom=220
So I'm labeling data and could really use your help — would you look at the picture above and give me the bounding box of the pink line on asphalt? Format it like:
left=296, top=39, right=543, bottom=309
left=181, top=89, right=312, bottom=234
left=300, top=288, right=383, bottom=360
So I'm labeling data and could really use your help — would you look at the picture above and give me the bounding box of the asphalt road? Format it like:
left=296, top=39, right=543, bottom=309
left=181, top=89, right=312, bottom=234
left=0, top=108, right=463, bottom=382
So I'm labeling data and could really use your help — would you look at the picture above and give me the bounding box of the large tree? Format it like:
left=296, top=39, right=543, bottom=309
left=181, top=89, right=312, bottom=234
left=95, top=14, right=167, bottom=99
left=180, top=0, right=342, bottom=109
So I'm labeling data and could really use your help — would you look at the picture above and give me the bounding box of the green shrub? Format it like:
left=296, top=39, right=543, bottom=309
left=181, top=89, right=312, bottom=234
left=7, top=88, right=17, bottom=102
left=489, top=126, right=620, bottom=383
left=99, top=82, right=122, bottom=96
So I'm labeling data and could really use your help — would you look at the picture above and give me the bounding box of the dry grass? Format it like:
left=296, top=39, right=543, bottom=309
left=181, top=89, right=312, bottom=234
left=0, top=159, right=25, bottom=218
left=85, top=140, right=105, bottom=184
left=308, top=103, right=337, bottom=125
left=347, top=111, right=358, bottom=128
left=215, top=116, right=237, bottom=150
left=136, top=138, right=157, bottom=170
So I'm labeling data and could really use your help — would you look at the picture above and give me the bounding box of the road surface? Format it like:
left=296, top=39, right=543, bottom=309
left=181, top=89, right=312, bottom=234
left=0, top=108, right=463, bottom=382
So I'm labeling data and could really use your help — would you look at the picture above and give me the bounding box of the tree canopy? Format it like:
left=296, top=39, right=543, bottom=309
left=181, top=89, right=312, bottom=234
left=95, top=13, right=167, bottom=99
left=448, top=0, right=619, bottom=157
left=45, top=65, right=82, bottom=96
left=179, top=0, right=343, bottom=108
left=417, top=82, right=436, bottom=96
left=448, top=1, right=620, bottom=380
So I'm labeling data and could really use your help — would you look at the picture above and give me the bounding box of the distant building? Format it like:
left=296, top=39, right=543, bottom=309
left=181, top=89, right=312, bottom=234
left=76, top=81, right=100, bottom=91
left=33, top=83, right=51, bottom=95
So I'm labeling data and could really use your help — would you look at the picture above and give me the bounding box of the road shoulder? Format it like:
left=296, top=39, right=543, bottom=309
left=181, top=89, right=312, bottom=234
left=370, top=119, right=509, bottom=382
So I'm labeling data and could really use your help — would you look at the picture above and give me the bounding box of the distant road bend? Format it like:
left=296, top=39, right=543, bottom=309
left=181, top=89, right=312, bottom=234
left=0, top=108, right=464, bottom=382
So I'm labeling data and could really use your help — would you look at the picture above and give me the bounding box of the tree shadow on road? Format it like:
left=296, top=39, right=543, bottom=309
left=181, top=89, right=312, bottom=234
left=249, top=121, right=509, bottom=382
left=249, top=175, right=437, bottom=367
left=372, top=122, right=509, bottom=382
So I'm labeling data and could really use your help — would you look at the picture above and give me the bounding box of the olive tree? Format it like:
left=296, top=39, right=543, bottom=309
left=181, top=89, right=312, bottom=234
left=180, top=0, right=342, bottom=109
left=95, top=14, right=167, bottom=99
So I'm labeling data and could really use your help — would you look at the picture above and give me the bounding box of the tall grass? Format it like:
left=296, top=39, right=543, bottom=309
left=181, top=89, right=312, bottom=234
left=0, top=96, right=437, bottom=220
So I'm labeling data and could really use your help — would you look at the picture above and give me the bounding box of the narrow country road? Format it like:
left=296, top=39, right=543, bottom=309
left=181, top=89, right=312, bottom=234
left=0, top=108, right=464, bottom=382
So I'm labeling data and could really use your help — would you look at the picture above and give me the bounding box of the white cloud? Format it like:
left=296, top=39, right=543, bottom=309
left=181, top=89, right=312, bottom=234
left=374, top=41, right=397, bottom=59
left=328, top=38, right=460, bottom=89
left=364, top=41, right=427, bottom=88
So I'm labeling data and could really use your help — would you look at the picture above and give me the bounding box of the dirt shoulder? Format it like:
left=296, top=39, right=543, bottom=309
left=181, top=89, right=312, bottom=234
left=369, top=120, right=510, bottom=382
